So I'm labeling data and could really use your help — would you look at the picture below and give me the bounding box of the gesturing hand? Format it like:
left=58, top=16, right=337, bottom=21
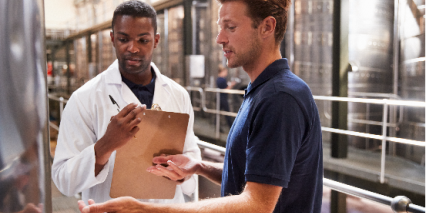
left=147, top=154, right=200, bottom=184
left=78, top=197, right=145, bottom=213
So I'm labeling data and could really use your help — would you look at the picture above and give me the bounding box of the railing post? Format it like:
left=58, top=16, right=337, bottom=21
left=59, top=97, right=64, bottom=120
left=200, top=88, right=207, bottom=112
left=380, top=100, right=389, bottom=183
left=331, top=0, right=349, bottom=211
left=216, top=92, right=220, bottom=139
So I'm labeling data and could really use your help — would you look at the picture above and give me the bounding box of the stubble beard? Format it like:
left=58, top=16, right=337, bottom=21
left=118, top=56, right=151, bottom=75
left=226, top=36, right=262, bottom=68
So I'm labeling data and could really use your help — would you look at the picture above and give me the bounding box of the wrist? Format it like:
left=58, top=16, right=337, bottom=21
left=195, top=161, right=206, bottom=176
left=94, top=138, right=112, bottom=166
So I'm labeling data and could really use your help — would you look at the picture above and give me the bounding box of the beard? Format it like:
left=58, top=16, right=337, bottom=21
left=226, top=36, right=262, bottom=68
left=118, top=54, right=151, bottom=75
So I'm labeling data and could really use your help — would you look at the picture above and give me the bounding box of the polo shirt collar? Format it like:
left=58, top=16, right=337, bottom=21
left=121, top=68, right=156, bottom=94
left=245, top=58, right=290, bottom=96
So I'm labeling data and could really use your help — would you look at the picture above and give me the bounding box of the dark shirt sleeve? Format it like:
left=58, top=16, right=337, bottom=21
left=217, top=77, right=228, bottom=89
left=245, top=92, right=306, bottom=188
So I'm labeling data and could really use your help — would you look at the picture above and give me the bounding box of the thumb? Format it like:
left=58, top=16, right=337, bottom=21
left=83, top=202, right=114, bottom=213
left=82, top=206, right=91, bottom=213
left=83, top=205, right=99, bottom=213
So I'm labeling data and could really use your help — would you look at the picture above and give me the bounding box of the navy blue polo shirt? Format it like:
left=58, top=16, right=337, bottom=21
left=121, top=68, right=156, bottom=109
left=221, top=59, right=323, bottom=213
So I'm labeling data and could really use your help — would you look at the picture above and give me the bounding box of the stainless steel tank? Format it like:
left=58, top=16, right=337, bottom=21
left=292, top=0, right=396, bottom=148
left=397, top=0, right=425, bottom=163
left=0, top=0, right=51, bottom=212
left=347, top=0, right=395, bottom=149
left=292, top=0, right=334, bottom=143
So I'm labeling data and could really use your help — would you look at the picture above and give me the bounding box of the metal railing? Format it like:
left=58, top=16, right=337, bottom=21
left=313, top=95, right=425, bottom=183
left=186, top=87, right=426, bottom=184
left=187, top=86, right=243, bottom=138
left=48, top=94, right=68, bottom=131
left=48, top=92, right=425, bottom=212
left=197, top=140, right=425, bottom=213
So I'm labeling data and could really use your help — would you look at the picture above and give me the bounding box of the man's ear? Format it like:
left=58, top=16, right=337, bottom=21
left=154, top=33, right=161, bottom=48
left=110, top=30, right=114, bottom=43
left=260, top=16, right=276, bottom=39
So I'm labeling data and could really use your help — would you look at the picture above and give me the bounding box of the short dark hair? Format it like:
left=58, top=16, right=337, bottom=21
left=112, top=0, right=157, bottom=34
left=217, top=0, right=291, bottom=45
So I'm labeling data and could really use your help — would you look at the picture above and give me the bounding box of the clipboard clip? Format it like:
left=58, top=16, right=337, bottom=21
left=151, top=104, right=162, bottom=111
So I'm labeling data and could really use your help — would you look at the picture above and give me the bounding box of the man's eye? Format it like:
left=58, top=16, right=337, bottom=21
left=118, top=38, right=128, bottom=42
left=227, top=26, right=236, bottom=31
left=140, top=39, right=149, bottom=43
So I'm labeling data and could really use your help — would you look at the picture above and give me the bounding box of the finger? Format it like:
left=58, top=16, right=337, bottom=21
left=38, top=203, right=44, bottom=212
left=148, top=167, right=180, bottom=181
left=78, top=200, right=86, bottom=213
left=152, top=155, right=174, bottom=164
left=147, top=167, right=166, bottom=176
left=83, top=205, right=99, bottom=213
left=129, top=125, right=140, bottom=136
left=84, top=202, right=117, bottom=213
left=88, top=199, right=96, bottom=205
left=147, top=166, right=174, bottom=173
left=118, top=103, right=138, bottom=117
left=155, top=164, right=183, bottom=181
left=149, top=167, right=184, bottom=184
left=123, top=107, right=140, bottom=123
left=123, top=105, right=146, bottom=124
left=167, top=160, right=186, bottom=177
left=146, top=166, right=157, bottom=172
left=128, top=116, right=142, bottom=128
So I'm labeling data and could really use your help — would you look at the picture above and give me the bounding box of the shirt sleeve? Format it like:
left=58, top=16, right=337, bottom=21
left=245, top=92, right=306, bottom=188
left=51, top=92, right=110, bottom=196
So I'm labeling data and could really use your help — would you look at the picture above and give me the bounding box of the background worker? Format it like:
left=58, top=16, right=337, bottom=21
left=216, top=65, right=236, bottom=128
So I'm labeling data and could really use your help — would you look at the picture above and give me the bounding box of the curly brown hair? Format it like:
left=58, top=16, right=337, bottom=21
left=217, top=0, right=291, bottom=45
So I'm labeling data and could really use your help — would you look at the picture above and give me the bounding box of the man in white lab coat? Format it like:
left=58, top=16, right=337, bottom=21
left=51, top=1, right=201, bottom=204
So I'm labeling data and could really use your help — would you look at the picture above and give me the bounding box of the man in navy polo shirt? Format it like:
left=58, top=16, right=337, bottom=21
left=79, top=0, right=323, bottom=212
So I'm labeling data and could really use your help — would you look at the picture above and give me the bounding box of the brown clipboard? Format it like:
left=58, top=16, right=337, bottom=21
left=110, top=109, right=189, bottom=199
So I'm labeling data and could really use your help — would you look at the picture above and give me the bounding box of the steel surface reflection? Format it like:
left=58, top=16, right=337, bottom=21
left=398, top=0, right=425, bottom=162
left=0, top=0, right=50, bottom=212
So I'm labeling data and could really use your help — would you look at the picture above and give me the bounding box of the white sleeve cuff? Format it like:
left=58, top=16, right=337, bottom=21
left=180, top=175, right=197, bottom=195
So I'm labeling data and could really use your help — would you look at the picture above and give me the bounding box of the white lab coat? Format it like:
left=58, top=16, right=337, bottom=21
left=52, top=60, right=201, bottom=204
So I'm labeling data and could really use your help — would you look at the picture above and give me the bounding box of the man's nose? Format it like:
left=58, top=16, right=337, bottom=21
left=216, top=29, right=227, bottom=45
left=127, top=41, right=140, bottom=53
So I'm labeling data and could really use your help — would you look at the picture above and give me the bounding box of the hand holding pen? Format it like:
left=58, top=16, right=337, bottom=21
left=93, top=96, right=146, bottom=176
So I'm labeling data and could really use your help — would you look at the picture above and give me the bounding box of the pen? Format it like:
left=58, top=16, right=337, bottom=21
left=109, top=95, right=120, bottom=112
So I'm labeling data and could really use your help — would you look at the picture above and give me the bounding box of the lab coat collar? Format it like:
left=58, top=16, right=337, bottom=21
left=104, top=60, right=172, bottom=110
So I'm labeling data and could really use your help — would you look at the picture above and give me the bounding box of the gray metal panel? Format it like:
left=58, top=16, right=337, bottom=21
left=346, top=0, right=395, bottom=149
left=0, top=0, right=50, bottom=212
left=293, top=0, right=334, bottom=144
left=397, top=0, right=425, bottom=163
